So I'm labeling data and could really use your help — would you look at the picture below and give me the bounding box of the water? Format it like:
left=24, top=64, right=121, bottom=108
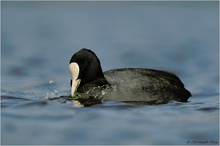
left=1, top=1, right=219, bottom=145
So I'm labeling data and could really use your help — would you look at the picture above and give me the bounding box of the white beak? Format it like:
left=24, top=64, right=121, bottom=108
left=69, top=62, right=81, bottom=97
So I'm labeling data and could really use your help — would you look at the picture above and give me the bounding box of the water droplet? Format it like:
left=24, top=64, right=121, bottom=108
left=49, top=80, right=54, bottom=84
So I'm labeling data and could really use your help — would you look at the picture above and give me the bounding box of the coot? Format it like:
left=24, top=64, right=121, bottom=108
left=69, top=48, right=191, bottom=103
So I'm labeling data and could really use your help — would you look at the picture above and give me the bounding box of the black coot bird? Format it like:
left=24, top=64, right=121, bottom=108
left=69, top=48, right=191, bottom=103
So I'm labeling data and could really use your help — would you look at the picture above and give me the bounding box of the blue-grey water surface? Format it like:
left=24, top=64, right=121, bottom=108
left=1, top=1, right=219, bottom=145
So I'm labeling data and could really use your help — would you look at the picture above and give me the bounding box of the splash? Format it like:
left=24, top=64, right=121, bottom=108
left=85, top=84, right=116, bottom=99
left=44, top=80, right=70, bottom=99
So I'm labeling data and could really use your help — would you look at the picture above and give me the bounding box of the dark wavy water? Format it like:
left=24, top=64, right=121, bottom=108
left=1, top=1, right=219, bottom=145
